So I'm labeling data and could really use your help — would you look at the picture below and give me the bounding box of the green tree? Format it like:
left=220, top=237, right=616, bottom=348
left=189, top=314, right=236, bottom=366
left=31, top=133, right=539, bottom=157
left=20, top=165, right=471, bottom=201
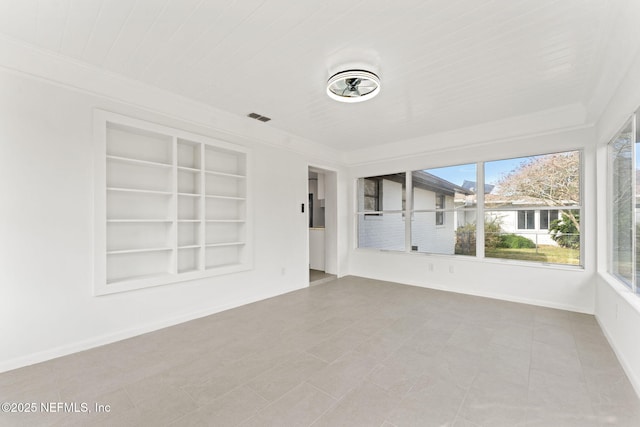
left=549, top=211, right=580, bottom=249
left=495, top=151, right=580, bottom=230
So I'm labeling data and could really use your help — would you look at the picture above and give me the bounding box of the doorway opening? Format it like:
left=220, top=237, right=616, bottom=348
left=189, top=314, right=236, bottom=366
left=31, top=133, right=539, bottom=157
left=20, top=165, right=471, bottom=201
left=308, top=166, right=337, bottom=285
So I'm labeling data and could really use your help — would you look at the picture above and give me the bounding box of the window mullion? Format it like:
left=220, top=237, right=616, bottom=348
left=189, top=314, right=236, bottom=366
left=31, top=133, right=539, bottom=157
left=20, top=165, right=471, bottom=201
left=405, top=171, right=413, bottom=253
left=477, top=162, right=485, bottom=258
left=633, top=115, right=638, bottom=294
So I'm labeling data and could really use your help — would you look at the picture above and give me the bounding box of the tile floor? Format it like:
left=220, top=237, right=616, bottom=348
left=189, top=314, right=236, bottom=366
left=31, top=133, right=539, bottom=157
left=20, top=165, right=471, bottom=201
left=309, top=269, right=336, bottom=286
left=1, top=276, right=639, bottom=426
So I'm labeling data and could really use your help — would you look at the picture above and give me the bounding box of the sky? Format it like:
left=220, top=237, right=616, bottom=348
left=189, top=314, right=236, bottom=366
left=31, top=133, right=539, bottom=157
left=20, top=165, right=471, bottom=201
left=425, top=157, right=530, bottom=187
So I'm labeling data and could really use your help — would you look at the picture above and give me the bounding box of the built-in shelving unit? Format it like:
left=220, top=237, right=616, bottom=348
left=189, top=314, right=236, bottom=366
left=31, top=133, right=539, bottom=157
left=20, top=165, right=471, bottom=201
left=94, top=111, right=251, bottom=295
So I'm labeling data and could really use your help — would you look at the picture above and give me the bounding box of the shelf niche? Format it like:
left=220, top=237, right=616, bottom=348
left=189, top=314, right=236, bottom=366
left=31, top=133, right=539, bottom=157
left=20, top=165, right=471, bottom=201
left=94, top=110, right=251, bottom=295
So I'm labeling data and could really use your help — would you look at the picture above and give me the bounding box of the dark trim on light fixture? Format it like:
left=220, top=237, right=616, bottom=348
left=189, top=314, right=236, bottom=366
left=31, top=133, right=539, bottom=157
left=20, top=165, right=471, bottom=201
left=327, top=69, right=379, bottom=82
left=327, top=69, right=381, bottom=103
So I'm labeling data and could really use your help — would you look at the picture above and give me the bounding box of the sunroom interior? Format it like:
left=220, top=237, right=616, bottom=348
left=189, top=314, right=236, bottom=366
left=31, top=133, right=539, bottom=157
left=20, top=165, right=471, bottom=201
left=2, top=0, right=640, bottom=424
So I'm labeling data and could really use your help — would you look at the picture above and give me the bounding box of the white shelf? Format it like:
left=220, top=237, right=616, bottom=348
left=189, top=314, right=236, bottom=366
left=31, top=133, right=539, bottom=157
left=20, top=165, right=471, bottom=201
left=96, top=110, right=250, bottom=295
left=204, top=170, right=245, bottom=179
left=204, top=194, right=245, bottom=200
left=204, top=262, right=240, bottom=270
left=205, top=242, right=245, bottom=247
left=107, top=155, right=172, bottom=169
left=107, top=272, right=170, bottom=285
left=107, top=219, right=172, bottom=223
left=108, top=187, right=172, bottom=196
left=177, top=165, right=200, bottom=173
left=107, top=247, right=173, bottom=255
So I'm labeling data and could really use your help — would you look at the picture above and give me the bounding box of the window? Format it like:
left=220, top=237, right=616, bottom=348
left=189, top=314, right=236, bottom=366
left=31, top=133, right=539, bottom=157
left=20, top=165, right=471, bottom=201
left=608, top=115, right=636, bottom=292
left=363, top=178, right=381, bottom=213
left=357, top=173, right=406, bottom=250
left=410, top=164, right=477, bottom=256
left=435, top=194, right=445, bottom=225
left=516, top=209, right=558, bottom=230
left=517, top=210, right=535, bottom=230
left=485, top=151, right=581, bottom=266
left=540, top=209, right=559, bottom=230
left=356, top=151, right=583, bottom=267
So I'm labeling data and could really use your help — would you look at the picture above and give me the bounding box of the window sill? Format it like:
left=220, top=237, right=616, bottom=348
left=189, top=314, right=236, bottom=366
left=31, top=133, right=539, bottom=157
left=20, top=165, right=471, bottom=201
left=353, top=247, right=584, bottom=271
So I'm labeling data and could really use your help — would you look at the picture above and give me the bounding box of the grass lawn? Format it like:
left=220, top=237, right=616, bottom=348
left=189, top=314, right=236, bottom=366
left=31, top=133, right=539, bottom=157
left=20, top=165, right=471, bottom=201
left=485, top=245, right=580, bottom=265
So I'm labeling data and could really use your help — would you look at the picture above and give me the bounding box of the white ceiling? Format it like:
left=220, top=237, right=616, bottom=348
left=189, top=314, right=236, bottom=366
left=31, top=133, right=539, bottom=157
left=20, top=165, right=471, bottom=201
left=0, top=0, right=634, bottom=152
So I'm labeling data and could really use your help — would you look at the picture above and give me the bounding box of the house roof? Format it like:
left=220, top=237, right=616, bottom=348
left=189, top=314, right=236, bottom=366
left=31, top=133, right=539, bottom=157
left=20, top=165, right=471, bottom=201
left=377, top=171, right=472, bottom=197
left=462, top=181, right=495, bottom=194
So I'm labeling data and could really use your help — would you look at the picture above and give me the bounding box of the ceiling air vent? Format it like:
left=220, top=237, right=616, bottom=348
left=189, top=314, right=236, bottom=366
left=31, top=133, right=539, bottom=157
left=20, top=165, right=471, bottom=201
left=247, top=112, right=271, bottom=122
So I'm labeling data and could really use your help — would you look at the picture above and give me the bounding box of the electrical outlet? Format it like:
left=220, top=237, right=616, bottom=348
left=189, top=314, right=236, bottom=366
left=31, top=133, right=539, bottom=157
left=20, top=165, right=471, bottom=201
left=449, top=265, right=454, bottom=274
left=428, top=263, right=434, bottom=272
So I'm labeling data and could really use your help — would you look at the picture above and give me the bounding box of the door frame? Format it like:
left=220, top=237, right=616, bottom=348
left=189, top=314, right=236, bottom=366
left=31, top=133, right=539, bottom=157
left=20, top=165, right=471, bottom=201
left=307, top=165, right=338, bottom=281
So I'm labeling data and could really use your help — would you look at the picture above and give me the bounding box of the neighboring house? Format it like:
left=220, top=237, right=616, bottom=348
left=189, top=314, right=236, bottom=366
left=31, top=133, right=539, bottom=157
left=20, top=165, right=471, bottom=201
left=462, top=184, right=568, bottom=248
left=358, top=171, right=473, bottom=253
left=358, top=173, right=569, bottom=252
left=485, top=204, right=561, bottom=246
left=482, top=189, right=571, bottom=246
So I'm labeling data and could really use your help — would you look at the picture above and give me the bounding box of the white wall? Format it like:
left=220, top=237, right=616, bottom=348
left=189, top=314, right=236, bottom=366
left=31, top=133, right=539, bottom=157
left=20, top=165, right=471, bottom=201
left=348, top=126, right=597, bottom=313
left=0, top=67, right=345, bottom=372
left=594, top=43, right=640, bottom=397
left=595, top=276, right=640, bottom=397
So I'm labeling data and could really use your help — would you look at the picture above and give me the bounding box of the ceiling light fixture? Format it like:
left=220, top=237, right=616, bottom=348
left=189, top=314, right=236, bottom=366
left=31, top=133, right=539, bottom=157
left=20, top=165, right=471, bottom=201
left=326, top=69, right=381, bottom=103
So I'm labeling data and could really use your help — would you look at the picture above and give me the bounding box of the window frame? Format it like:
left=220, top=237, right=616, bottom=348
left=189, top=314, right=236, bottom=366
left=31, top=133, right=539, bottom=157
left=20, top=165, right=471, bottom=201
left=608, top=113, right=638, bottom=293
left=356, top=173, right=407, bottom=251
left=539, top=209, right=559, bottom=230
left=517, top=210, right=536, bottom=230
left=363, top=177, right=382, bottom=215
left=435, top=194, right=445, bottom=226
left=355, top=150, right=584, bottom=269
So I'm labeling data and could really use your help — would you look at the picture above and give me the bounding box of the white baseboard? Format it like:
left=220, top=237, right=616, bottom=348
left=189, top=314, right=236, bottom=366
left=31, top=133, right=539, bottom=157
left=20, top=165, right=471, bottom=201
left=595, top=316, right=640, bottom=400
left=0, top=283, right=304, bottom=374
left=350, top=272, right=593, bottom=314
